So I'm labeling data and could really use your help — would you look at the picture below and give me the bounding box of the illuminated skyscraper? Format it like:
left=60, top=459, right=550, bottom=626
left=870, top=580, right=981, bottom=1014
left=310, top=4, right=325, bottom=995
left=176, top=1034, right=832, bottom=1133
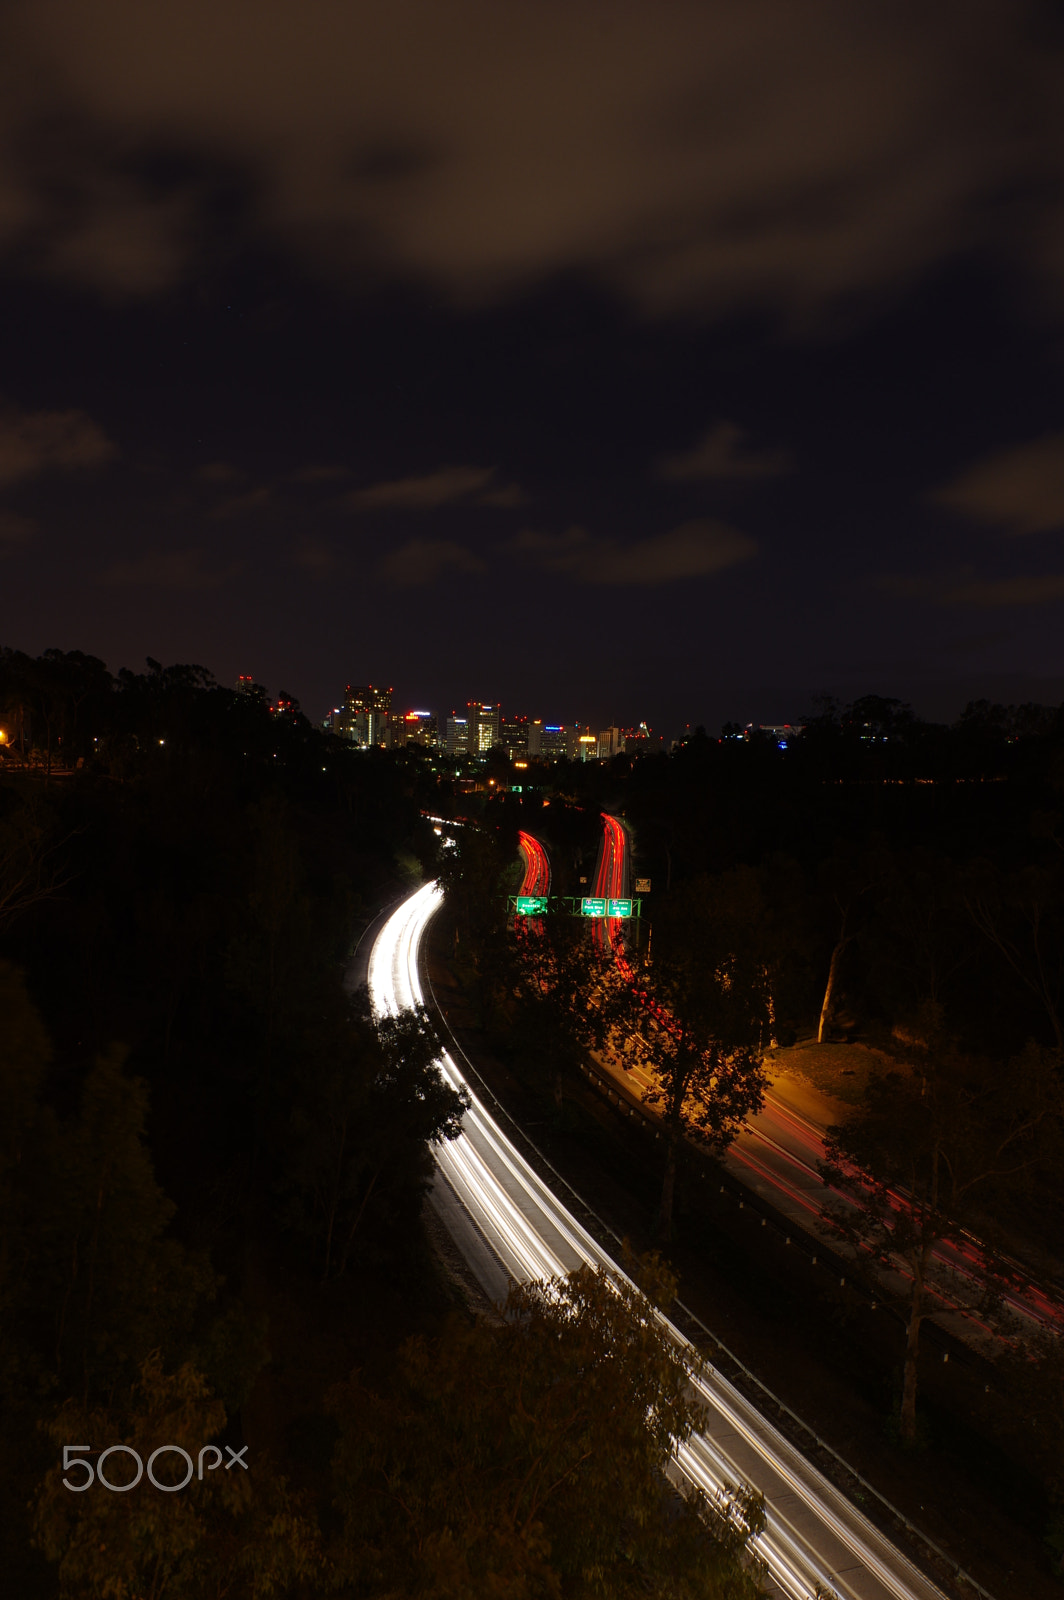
left=446, top=714, right=472, bottom=757
left=466, top=701, right=501, bottom=753
left=387, top=710, right=438, bottom=748
left=336, top=683, right=392, bottom=746
left=538, top=724, right=568, bottom=758
left=501, top=714, right=529, bottom=759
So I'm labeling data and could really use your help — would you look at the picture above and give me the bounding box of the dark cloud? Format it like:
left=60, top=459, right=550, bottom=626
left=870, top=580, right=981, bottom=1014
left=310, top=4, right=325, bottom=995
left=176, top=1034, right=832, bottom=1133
left=934, top=431, right=1064, bottom=534
left=0, top=508, right=35, bottom=547
left=197, top=461, right=244, bottom=483
left=878, top=565, right=1064, bottom=608
left=658, top=421, right=793, bottom=481
left=941, top=629, right=1014, bottom=654
left=945, top=573, right=1064, bottom=608
left=345, top=465, right=513, bottom=509
left=290, top=464, right=349, bottom=484
left=1, top=2, right=1060, bottom=314
left=0, top=402, right=116, bottom=486
left=209, top=485, right=273, bottom=519
left=475, top=482, right=528, bottom=508
left=511, top=519, right=756, bottom=584
left=291, top=539, right=339, bottom=576
left=100, top=547, right=241, bottom=589
left=378, top=537, right=486, bottom=584
left=875, top=570, right=965, bottom=602
left=1, top=4, right=1061, bottom=734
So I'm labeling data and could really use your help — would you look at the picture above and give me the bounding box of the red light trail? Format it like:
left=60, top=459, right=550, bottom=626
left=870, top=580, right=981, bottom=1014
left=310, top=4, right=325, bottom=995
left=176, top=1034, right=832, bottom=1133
left=516, top=829, right=551, bottom=936
left=517, top=830, right=551, bottom=897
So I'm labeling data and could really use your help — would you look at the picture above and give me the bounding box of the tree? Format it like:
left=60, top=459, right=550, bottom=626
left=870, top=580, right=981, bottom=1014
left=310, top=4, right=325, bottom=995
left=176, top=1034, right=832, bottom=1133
left=328, top=1258, right=766, bottom=1599
left=509, top=901, right=610, bottom=1107
left=0, top=788, right=77, bottom=933
left=820, top=1016, right=1063, bottom=1444
left=0, top=961, right=51, bottom=1406
left=32, top=1352, right=322, bottom=1600
left=1, top=1040, right=222, bottom=1412
left=1000, top=1326, right=1064, bottom=1575
left=965, top=857, right=1064, bottom=1056
left=610, top=869, right=770, bottom=1241
left=813, top=845, right=873, bottom=1044
left=861, top=846, right=975, bottom=1024
left=2, top=1024, right=268, bottom=1589
left=283, top=998, right=468, bottom=1276
left=437, top=820, right=517, bottom=1021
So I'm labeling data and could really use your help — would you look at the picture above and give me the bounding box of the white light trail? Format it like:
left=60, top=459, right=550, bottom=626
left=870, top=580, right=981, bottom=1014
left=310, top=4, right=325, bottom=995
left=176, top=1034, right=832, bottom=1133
left=367, top=881, right=957, bottom=1600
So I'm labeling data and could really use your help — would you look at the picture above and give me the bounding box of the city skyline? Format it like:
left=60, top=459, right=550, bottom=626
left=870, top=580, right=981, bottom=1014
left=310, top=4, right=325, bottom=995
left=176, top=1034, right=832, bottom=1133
left=315, top=681, right=653, bottom=757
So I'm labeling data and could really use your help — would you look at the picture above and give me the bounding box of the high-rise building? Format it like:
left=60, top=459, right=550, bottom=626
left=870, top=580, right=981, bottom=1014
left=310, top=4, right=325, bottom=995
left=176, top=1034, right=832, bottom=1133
left=596, top=726, right=623, bottom=759
left=540, top=724, right=569, bottom=759
left=500, top=714, right=529, bottom=759
left=526, top=721, right=569, bottom=759
left=621, top=722, right=653, bottom=754
left=445, top=715, right=472, bottom=758
left=387, top=710, right=438, bottom=749
left=234, top=675, right=268, bottom=707
left=336, top=683, right=392, bottom=746
left=466, top=701, right=501, bottom=754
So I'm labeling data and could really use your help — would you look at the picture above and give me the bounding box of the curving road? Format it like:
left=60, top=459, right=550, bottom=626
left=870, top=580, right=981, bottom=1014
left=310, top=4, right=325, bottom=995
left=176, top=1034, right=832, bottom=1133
left=588, top=809, right=630, bottom=954
left=517, top=828, right=551, bottom=898
left=591, top=812, right=1061, bottom=1341
left=367, top=879, right=953, bottom=1600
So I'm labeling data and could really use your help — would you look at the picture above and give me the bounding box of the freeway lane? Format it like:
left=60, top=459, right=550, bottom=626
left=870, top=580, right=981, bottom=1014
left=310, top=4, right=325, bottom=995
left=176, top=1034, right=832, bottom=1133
left=367, top=879, right=954, bottom=1600
left=589, top=809, right=630, bottom=953
left=595, top=813, right=1060, bottom=1339
left=517, top=829, right=551, bottom=898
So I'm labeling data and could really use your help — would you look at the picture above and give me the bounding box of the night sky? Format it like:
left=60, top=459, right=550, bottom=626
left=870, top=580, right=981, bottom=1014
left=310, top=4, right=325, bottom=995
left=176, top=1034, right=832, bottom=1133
left=2, top=1, right=1064, bottom=736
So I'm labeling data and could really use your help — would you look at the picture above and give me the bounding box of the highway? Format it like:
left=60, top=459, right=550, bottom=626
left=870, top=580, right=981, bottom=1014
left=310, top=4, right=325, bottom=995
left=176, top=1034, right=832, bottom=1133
left=517, top=828, right=551, bottom=900
left=589, top=809, right=629, bottom=953
left=367, top=879, right=955, bottom=1600
left=590, top=813, right=1060, bottom=1341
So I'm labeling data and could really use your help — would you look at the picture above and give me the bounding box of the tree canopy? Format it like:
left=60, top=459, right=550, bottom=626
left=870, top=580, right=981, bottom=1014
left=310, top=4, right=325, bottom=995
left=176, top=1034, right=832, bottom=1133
left=329, top=1259, right=766, bottom=1599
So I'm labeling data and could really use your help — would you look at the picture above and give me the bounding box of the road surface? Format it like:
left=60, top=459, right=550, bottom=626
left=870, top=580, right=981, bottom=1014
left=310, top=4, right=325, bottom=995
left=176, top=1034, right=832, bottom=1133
left=517, top=828, right=551, bottom=898
left=367, top=879, right=956, bottom=1600
left=593, top=813, right=1060, bottom=1341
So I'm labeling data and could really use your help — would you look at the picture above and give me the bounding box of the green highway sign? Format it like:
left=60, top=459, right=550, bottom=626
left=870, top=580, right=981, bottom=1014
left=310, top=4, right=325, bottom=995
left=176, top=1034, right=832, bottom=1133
left=607, top=898, right=633, bottom=918
left=580, top=897, right=607, bottom=917
left=515, top=896, right=548, bottom=915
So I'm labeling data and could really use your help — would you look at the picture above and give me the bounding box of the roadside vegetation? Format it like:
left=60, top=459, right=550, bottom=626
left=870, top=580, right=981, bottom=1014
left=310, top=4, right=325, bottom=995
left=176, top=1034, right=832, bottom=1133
left=0, top=647, right=768, bottom=1599
left=435, top=693, right=1064, bottom=1586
